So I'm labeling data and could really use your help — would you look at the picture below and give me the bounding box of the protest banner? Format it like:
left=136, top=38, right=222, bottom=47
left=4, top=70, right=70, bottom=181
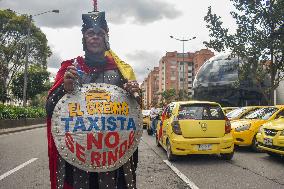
left=51, top=83, right=143, bottom=172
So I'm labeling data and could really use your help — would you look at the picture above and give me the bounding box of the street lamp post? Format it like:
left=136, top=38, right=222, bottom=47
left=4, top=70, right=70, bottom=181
left=170, top=35, right=196, bottom=100
left=23, top=10, right=59, bottom=107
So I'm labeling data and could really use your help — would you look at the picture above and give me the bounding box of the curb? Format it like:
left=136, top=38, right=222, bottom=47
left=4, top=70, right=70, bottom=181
left=0, top=124, right=46, bottom=136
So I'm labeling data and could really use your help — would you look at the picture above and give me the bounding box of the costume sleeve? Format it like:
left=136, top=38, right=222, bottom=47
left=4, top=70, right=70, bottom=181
left=46, top=60, right=72, bottom=117
left=46, top=84, right=66, bottom=117
left=46, top=60, right=73, bottom=189
left=48, top=60, right=73, bottom=96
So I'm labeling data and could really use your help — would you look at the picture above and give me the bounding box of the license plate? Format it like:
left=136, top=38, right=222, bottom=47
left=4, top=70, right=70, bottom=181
left=263, top=138, right=272, bottom=146
left=198, top=144, right=212, bottom=151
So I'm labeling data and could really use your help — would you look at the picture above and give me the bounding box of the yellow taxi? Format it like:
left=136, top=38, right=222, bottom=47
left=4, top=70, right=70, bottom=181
left=257, top=118, right=284, bottom=157
left=231, top=106, right=284, bottom=151
left=222, top=107, right=238, bottom=114
left=226, top=106, right=263, bottom=121
left=156, top=101, right=234, bottom=161
left=142, top=110, right=151, bottom=129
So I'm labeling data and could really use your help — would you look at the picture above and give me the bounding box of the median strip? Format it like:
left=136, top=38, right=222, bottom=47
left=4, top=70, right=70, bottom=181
left=0, top=124, right=45, bottom=136
left=0, top=158, right=38, bottom=181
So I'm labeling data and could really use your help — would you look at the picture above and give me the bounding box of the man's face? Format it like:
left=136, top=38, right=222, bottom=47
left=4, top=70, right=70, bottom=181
left=84, top=28, right=106, bottom=54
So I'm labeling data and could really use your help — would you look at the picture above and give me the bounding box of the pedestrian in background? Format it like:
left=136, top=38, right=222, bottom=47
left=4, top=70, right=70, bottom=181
left=150, top=106, right=159, bottom=136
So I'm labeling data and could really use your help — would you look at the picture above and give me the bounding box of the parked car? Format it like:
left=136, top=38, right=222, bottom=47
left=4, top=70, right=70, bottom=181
left=256, top=118, right=284, bottom=157
left=142, top=110, right=151, bottom=129
left=226, top=106, right=263, bottom=121
left=231, top=105, right=284, bottom=151
left=156, top=101, right=234, bottom=161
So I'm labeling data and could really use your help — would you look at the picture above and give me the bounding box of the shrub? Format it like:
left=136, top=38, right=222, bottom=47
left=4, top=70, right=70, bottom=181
left=0, top=104, right=46, bottom=119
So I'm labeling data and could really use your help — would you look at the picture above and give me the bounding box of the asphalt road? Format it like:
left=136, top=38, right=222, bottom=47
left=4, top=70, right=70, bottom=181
left=0, top=128, right=50, bottom=189
left=142, top=133, right=284, bottom=189
left=0, top=128, right=283, bottom=189
left=0, top=128, right=187, bottom=189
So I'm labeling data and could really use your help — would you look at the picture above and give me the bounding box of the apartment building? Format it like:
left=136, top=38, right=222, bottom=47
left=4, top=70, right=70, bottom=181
left=142, top=49, right=214, bottom=108
left=193, top=49, right=215, bottom=75
left=158, top=49, right=214, bottom=97
left=140, top=80, right=147, bottom=109
left=159, top=51, right=194, bottom=97
left=142, top=67, right=159, bottom=109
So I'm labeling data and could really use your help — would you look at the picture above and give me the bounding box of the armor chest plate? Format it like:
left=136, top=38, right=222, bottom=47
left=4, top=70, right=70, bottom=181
left=80, top=69, right=125, bottom=88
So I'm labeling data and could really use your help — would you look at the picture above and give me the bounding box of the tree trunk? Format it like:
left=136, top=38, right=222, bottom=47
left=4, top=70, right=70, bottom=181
left=269, top=44, right=276, bottom=106
left=0, top=64, right=9, bottom=103
left=270, top=68, right=277, bottom=105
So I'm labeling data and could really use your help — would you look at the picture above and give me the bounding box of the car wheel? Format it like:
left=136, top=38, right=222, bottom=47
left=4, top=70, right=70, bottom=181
left=267, top=152, right=280, bottom=158
left=251, top=135, right=262, bottom=152
left=220, top=152, right=234, bottom=160
left=156, top=133, right=161, bottom=147
left=166, top=140, right=176, bottom=161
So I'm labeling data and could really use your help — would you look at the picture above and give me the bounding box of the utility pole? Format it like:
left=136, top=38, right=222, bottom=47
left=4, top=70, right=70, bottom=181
left=23, top=15, right=31, bottom=107
left=170, top=36, right=196, bottom=100
left=182, top=38, right=185, bottom=101
left=22, top=10, right=59, bottom=107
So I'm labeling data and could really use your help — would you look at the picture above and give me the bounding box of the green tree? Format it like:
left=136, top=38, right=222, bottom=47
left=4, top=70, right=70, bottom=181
left=177, top=89, right=192, bottom=101
left=160, top=89, right=176, bottom=104
left=11, top=65, right=51, bottom=101
left=30, top=91, right=49, bottom=107
left=0, top=9, right=51, bottom=103
left=204, top=0, right=284, bottom=104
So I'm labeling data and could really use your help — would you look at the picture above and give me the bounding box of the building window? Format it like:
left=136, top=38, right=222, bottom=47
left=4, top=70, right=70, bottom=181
left=171, top=77, right=175, bottom=81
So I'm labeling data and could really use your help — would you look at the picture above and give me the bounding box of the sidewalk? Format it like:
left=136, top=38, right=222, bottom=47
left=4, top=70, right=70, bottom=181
left=0, top=123, right=46, bottom=135
left=137, top=138, right=189, bottom=189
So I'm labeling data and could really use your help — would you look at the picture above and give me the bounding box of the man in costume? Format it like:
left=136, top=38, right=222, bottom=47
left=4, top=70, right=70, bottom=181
left=46, top=9, right=140, bottom=189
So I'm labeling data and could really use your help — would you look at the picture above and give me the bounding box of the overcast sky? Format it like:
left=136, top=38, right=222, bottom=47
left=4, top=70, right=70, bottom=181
left=0, top=0, right=236, bottom=82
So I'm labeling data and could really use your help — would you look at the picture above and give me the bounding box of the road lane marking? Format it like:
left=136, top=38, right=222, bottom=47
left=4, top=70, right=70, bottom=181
left=163, top=160, right=199, bottom=189
left=0, top=158, right=38, bottom=181
left=141, top=137, right=199, bottom=189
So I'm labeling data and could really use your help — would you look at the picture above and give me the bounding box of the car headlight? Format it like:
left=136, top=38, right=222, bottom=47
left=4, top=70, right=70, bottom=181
left=281, top=130, right=284, bottom=136
left=258, top=125, right=264, bottom=133
left=235, top=123, right=251, bottom=132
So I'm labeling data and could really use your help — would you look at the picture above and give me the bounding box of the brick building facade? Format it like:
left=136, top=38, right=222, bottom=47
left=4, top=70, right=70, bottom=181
left=141, top=67, right=159, bottom=109
left=142, top=49, right=214, bottom=109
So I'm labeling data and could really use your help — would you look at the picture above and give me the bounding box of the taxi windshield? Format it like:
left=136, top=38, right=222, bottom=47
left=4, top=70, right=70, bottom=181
left=178, top=104, right=225, bottom=120
left=226, top=107, right=247, bottom=118
left=244, top=107, right=278, bottom=120
left=142, top=110, right=151, bottom=116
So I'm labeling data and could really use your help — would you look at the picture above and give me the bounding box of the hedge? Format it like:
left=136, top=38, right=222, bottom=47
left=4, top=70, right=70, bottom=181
left=0, top=104, right=46, bottom=119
